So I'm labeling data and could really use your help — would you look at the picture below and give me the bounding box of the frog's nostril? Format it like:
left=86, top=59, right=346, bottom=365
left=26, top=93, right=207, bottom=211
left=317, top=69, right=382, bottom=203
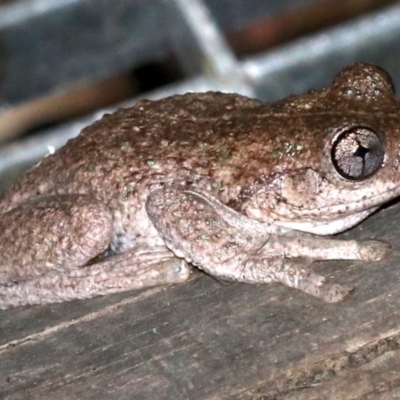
left=331, top=126, right=384, bottom=181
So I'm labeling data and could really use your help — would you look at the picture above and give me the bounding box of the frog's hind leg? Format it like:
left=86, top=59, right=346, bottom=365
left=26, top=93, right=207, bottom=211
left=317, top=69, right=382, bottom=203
left=0, top=246, right=191, bottom=308
left=0, top=194, right=191, bottom=308
left=0, top=194, right=114, bottom=284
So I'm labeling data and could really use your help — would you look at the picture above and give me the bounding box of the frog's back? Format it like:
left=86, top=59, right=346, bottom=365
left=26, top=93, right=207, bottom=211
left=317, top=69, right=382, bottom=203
left=0, top=91, right=320, bottom=213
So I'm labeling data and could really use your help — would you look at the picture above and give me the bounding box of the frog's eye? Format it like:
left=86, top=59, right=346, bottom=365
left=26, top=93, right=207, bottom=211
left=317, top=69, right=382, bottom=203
left=331, top=127, right=384, bottom=180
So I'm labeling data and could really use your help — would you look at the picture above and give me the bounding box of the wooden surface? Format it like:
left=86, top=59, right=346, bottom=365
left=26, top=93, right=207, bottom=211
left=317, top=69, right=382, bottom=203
left=1, top=202, right=400, bottom=399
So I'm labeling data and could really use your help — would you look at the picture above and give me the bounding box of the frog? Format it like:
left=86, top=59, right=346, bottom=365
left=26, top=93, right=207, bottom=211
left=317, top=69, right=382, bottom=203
left=0, top=62, right=398, bottom=308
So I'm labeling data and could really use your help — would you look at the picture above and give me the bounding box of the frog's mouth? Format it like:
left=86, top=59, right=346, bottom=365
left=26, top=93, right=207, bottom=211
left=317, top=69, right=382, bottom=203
left=276, top=181, right=400, bottom=236
left=266, top=170, right=400, bottom=235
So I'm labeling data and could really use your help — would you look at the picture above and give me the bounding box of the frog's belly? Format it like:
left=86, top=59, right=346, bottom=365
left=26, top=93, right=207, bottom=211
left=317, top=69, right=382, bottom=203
left=110, top=201, right=165, bottom=254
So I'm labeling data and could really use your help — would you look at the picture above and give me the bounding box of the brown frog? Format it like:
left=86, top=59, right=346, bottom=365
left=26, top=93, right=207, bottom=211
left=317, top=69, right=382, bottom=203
left=0, top=63, right=398, bottom=308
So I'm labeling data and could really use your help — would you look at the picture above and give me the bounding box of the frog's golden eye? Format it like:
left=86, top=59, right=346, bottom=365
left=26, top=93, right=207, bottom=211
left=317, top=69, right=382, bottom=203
left=331, top=127, right=384, bottom=180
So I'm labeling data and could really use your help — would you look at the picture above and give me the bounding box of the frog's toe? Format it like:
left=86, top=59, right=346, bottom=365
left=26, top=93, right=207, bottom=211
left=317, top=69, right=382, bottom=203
left=358, top=240, right=391, bottom=261
left=161, top=258, right=193, bottom=283
left=296, top=272, right=354, bottom=303
left=317, top=282, right=354, bottom=303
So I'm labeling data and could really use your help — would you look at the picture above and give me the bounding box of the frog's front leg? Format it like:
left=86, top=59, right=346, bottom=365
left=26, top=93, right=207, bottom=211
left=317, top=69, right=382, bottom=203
left=0, top=195, right=190, bottom=308
left=146, top=188, right=391, bottom=303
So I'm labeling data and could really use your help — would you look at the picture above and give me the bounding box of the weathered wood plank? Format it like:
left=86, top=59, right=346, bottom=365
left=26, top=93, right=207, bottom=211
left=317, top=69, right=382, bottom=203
left=1, top=202, right=400, bottom=400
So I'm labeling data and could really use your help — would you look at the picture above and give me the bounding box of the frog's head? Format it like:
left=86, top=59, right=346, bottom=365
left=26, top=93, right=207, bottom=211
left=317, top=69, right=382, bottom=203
left=245, top=63, right=400, bottom=235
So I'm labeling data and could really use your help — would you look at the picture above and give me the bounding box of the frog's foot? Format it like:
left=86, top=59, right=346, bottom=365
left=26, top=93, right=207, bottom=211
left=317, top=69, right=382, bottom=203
left=357, top=240, right=392, bottom=261
left=233, top=257, right=352, bottom=303
left=292, top=272, right=354, bottom=303
left=274, top=260, right=354, bottom=303
left=0, top=246, right=192, bottom=308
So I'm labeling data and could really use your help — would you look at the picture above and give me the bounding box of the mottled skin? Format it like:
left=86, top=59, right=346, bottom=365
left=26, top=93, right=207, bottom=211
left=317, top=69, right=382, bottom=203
left=0, top=63, right=399, bottom=308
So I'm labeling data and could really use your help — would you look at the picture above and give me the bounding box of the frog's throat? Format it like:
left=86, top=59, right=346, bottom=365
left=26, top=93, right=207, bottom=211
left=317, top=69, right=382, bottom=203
left=276, top=208, right=375, bottom=235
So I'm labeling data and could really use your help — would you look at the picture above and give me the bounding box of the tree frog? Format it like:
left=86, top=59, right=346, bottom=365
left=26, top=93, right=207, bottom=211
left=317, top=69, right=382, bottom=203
left=0, top=63, right=397, bottom=307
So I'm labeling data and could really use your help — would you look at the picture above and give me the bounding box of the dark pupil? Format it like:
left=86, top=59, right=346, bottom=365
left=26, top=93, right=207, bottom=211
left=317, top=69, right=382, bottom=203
left=353, top=144, right=368, bottom=159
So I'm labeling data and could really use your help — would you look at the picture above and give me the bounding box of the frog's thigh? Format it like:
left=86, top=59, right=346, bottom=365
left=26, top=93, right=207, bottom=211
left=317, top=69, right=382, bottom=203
left=0, top=246, right=192, bottom=308
left=0, top=194, right=112, bottom=283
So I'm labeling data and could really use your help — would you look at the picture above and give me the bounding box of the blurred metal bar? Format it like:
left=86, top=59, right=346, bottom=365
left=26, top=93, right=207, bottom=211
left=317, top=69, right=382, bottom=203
left=170, top=0, right=252, bottom=95
left=0, top=0, right=311, bottom=108
left=245, top=3, right=400, bottom=100
left=0, top=0, right=167, bottom=107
